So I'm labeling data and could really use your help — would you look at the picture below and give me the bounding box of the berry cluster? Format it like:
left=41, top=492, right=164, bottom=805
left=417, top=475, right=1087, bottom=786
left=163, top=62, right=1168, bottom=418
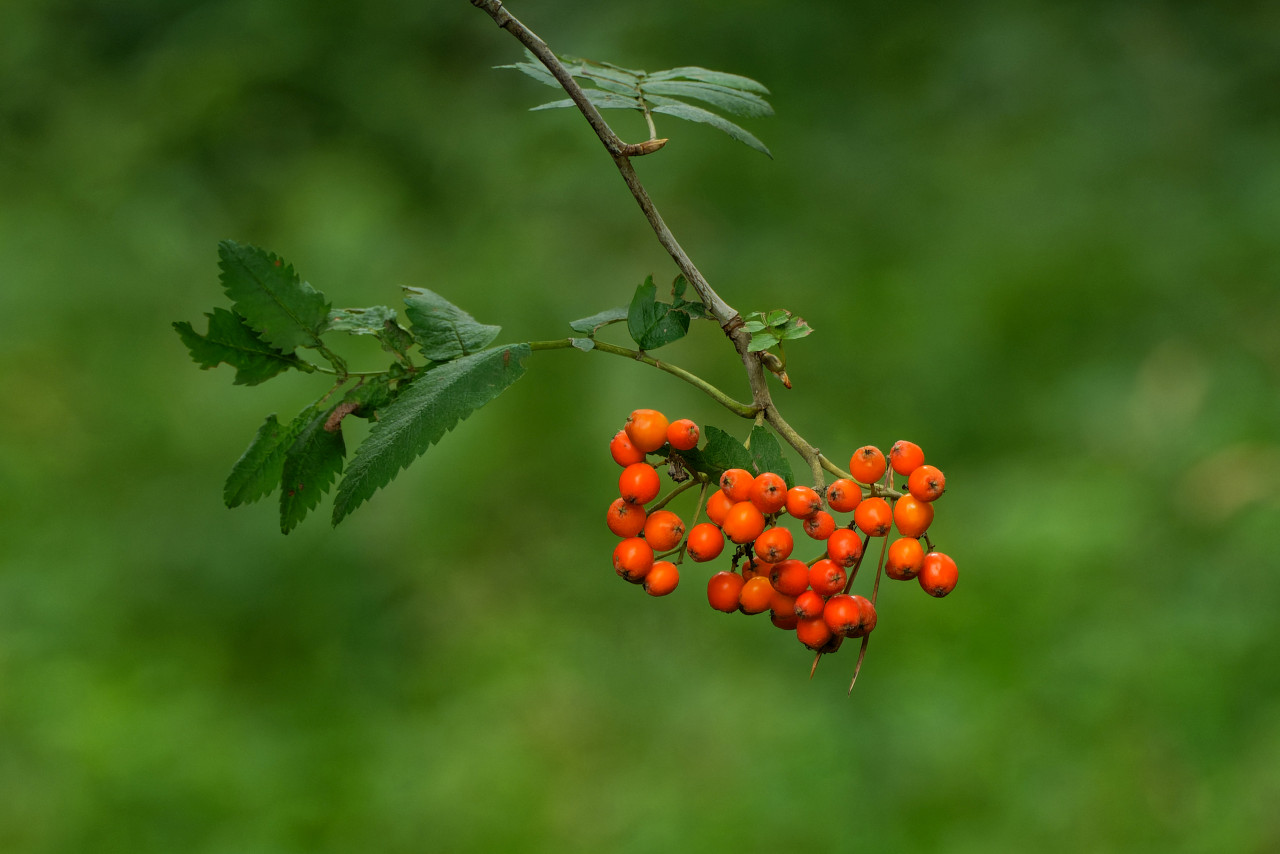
left=605, top=408, right=959, bottom=687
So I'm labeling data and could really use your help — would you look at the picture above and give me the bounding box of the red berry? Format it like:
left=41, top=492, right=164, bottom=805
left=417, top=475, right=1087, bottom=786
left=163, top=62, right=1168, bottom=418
left=612, top=537, right=654, bottom=583
left=738, top=575, right=775, bottom=615
left=721, top=501, right=767, bottom=545
left=719, top=468, right=754, bottom=502
left=907, top=465, right=946, bottom=502
left=794, top=589, right=825, bottom=620
left=686, top=523, right=725, bottom=562
left=643, top=560, right=680, bottom=596
left=606, top=497, right=646, bottom=538
left=642, top=509, right=685, bottom=551
left=618, top=462, right=660, bottom=505
left=624, top=409, right=669, bottom=453
left=825, top=478, right=861, bottom=513
left=707, top=571, right=745, bottom=612
left=889, top=440, right=925, bottom=476
left=666, top=418, right=699, bottom=451
left=796, top=616, right=833, bottom=651
left=749, top=472, right=788, bottom=514
left=802, top=510, right=836, bottom=540
left=849, top=446, right=887, bottom=485
left=885, top=537, right=925, bottom=580
left=825, top=528, right=864, bottom=567
left=808, top=558, right=848, bottom=598
left=610, top=430, right=646, bottom=467
left=919, top=551, right=958, bottom=597
left=753, top=525, right=794, bottom=563
left=705, top=489, right=734, bottom=526
left=853, top=496, right=893, bottom=537
left=785, top=485, right=823, bottom=519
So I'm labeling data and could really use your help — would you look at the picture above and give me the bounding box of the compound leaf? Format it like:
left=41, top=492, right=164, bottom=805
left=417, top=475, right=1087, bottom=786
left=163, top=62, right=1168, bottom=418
left=331, top=344, right=531, bottom=525
left=640, top=80, right=773, bottom=118
left=223, top=407, right=314, bottom=508
left=403, top=287, right=501, bottom=363
left=279, top=406, right=347, bottom=534
left=217, top=240, right=331, bottom=352
left=649, top=101, right=772, bottom=158
left=627, top=277, right=689, bottom=350
left=747, top=425, right=793, bottom=487
left=644, top=66, right=771, bottom=94
left=327, top=305, right=399, bottom=336
left=681, top=425, right=753, bottom=478
left=174, top=308, right=309, bottom=385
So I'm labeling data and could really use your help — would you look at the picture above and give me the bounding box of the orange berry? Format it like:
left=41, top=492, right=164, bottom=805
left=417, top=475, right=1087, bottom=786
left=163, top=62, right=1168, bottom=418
left=612, top=537, right=654, bottom=583
left=892, top=495, right=934, bottom=538
left=768, top=588, right=798, bottom=622
left=808, top=558, right=847, bottom=598
left=753, top=525, right=794, bottom=563
left=796, top=616, right=833, bottom=650
left=785, top=485, right=823, bottom=518
left=768, top=559, right=811, bottom=598
left=643, top=509, right=685, bottom=551
left=741, top=556, right=773, bottom=581
left=705, top=489, right=734, bottom=526
left=823, top=594, right=876, bottom=637
left=721, top=501, right=767, bottom=544
left=907, top=465, right=946, bottom=502
left=794, top=589, right=825, bottom=620
left=707, top=571, right=745, bottom=612
left=825, top=528, right=864, bottom=567
left=770, top=609, right=800, bottom=631
left=624, top=408, right=669, bottom=453
left=853, top=496, right=893, bottom=537
left=685, top=523, right=725, bottom=562
left=919, top=551, right=958, bottom=597
left=643, top=560, right=680, bottom=596
left=738, top=575, right=775, bottom=615
left=749, top=472, right=788, bottom=514
left=802, top=510, right=836, bottom=540
left=885, top=537, right=925, bottom=580
left=825, top=478, right=861, bottom=513
left=719, top=468, right=754, bottom=502
left=889, top=440, right=925, bottom=476
left=666, top=418, right=699, bottom=451
left=606, top=497, right=646, bottom=538
left=618, top=462, right=661, bottom=505
left=609, top=430, right=646, bottom=467
left=849, top=446, right=887, bottom=485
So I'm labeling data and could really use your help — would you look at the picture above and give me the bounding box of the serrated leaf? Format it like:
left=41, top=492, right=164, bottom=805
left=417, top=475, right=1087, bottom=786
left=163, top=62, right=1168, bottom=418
left=640, top=80, right=773, bottom=118
left=279, top=406, right=347, bottom=534
left=403, top=287, right=501, bottom=363
left=331, top=344, right=531, bottom=525
left=375, top=318, right=416, bottom=357
left=531, top=92, right=640, bottom=112
left=217, top=241, right=331, bottom=352
left=683, top=425, right=753, bottom=477
left=342, top=376, right=395, bottom=418
left=644, top=66, right=771, bottom=94
left=780, top=319, right=814, bottom=340
left=670, top=275, right=710, bottom=320
left=569, top=306, right=629, bottom=336
left=747, top=332, right=781, bottom=352
left=224, top=408, right=313, bottom=508
left=327, top=305, right=398, bottom=335
left=570, top=338, right=595, bottom=351
left=174, top=308, right=308, bottom=385
left=649, top=101, right=772, bottom=158
left=627, top=276, right=689, bottom=350
left=747, top=425, right=793, bottom=487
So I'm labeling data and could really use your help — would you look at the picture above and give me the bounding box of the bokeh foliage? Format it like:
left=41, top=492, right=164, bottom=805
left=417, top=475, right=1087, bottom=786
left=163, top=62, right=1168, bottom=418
left=2, top=1, right=1279, bottom=851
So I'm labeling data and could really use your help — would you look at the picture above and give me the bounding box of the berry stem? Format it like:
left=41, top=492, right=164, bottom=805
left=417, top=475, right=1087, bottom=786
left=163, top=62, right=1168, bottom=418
left=847, top=635, right=870, bottom=695
left=649, top=475, right=701, bottom=513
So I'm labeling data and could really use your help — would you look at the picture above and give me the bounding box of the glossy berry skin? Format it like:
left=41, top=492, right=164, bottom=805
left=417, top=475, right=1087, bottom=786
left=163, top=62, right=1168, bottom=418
left=768, top=588, right=797, bottom=621
left=885, top=537, right=925, bottom=580
left=825, top=528, right=864, bottom=567
left=644, top=560, right=680, bottom=596
left=849, top=446, right=887, bottom=485
left=719, top=468, right=754, bottom=502
left=892, top=495, right=934, bottom=539
left=825, top=479, right=861, bottom=513
left=769, top=559, right=811, bottom=598
left=808, top=558, right=848, bottom=598
left=796, top=616, right=834, bottom=651
left=794, top=589, right=825, bottom=620
left=853, top=496, right=893, bottom=537
left=824, top=594, right=876, bottom=637
left=610, top=430, right=646, bottom=467
left=919, top=551, right=958, bottom=597
left=785, top=485, right=823, bottom=519
left=770, top=609, right=800, bottom=631
left=741, top=556, right=773, bottom=581
left=907, top=465, right=946, bottom=502
left=643, top=509, right=685, bottom=551
left=753, top=526, right=794, bottom=564
left=625, top=408, right=670, bottom=453
left=686, top=523, right=725, bottom=562
left=612, top=537, right=654, bottom=583
left=618, top=463, right=661, bottom=505
left=802, top=510, right=836, bottom=541
left=705, top=489, right=734, bottom=526
left=721, top=501, right=767, bottom=545
left=707, top=571, right=745, bottom=612
left=889, top=440, right=925, bottom=476
left=606, top=497, right=646, bottom=538
left=666, top=418, right=699, bottom=451
left=750, top=472, right=788, bottom=514
left=738, top=575, right=775, bottom=615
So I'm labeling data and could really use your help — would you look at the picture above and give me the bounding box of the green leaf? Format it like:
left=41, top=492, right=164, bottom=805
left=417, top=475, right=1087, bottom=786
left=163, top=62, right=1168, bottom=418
left=223, top=408, right=313, bottom=508
left=327, top=305, right=399, bottom=336
left=682, top=425, right=753, bottom=478
left=217, top=241, right=331, bottom=352
left=644, top=66, right=771, bottom=95
left=627, top=277, right=689, bottom=350
left=331, top=344, right=531, bottom=525
left=403, top=287, right=501, bottom=363
left=341, top=376, right=396, bottom=418
left=280, top=405, right=347, bottom=534
left=747, top=425, right=793, bottom=487
left=640, top=80, right=773, bottom=118
left=531, top=92, right=640, bottom=112
left=569, top=306, right=629, bottom=336
left=780, top=317, right=814, bottom=340
left=649, top=101, right=772, bottom=158
left=747, top=332, right=780, bottom=352
left=496, top=56, right=560, bottom=89
left=174, top=308, right=308, bottom=385
left=570, top=337, right=595, bottom=352
left=670, top=276, right=710, bottom=320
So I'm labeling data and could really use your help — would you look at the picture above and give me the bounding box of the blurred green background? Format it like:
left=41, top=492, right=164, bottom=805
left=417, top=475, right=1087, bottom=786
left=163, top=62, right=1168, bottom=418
left=3, top=0, right=1278, bottom=851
